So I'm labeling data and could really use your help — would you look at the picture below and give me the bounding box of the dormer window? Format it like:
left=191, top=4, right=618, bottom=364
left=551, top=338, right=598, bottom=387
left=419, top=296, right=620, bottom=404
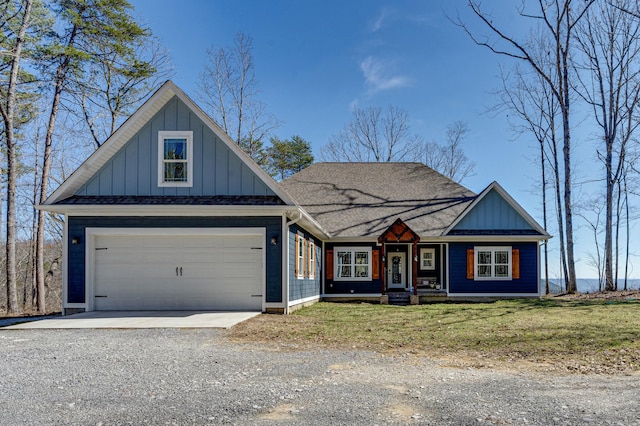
left=158, top=131, right=193, bottom=187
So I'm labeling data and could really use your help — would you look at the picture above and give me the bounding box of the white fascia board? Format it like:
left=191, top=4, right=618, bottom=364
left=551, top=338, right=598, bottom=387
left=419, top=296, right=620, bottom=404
left=37, top=204, right=291, bottom=217
left=443, top=181, right=550, bottom=238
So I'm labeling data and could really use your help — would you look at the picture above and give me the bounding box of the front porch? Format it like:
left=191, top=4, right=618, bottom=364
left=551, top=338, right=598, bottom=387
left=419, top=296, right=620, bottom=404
left=378, top=219, right=447, bottom=297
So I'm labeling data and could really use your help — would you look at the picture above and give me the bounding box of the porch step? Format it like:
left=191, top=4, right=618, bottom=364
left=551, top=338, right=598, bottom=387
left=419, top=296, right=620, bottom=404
left=387, top=291, right=411, bottom=306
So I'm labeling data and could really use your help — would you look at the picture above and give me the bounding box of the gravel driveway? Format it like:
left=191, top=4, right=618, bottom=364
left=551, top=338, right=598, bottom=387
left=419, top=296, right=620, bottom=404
left=1, top=328, right=638, bottom=425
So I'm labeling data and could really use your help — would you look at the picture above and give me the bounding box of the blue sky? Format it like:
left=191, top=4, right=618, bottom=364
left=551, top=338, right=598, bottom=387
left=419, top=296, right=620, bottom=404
left=127, top=0, right=624, bottom=279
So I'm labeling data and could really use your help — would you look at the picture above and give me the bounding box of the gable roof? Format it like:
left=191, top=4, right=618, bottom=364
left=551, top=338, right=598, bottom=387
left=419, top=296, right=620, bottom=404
left=444, top=181, right=550, bottom=238
left=42, top=80, right=295, bottom=206
left=378, top=218, right=420, bottom=243
left=280, top=162, right=476, bottom=238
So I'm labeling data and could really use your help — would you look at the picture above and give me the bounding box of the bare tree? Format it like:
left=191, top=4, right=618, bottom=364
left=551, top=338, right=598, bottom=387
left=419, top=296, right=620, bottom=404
left=574, top=0, right=640, bottom=291
left=73, top=37, right=174, bottom=149
left=494, top=59, right=566, bottom=294
left=320, top=105, right=423, bottom=162
left=460, top=0, right=595, bottom=293
left=198, top=32, right=279, bottom=162
left=34, top=0, right=154, bottom=313
left=0, top=0, right=34, bottom=314
left=579, top=198, right=606, bottom=290
left=423, top=121, right=475, bottom=183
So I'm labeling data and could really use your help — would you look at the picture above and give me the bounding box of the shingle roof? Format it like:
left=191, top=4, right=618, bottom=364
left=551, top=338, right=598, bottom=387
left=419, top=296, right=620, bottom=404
left=279, top=162, right=476, bottom=238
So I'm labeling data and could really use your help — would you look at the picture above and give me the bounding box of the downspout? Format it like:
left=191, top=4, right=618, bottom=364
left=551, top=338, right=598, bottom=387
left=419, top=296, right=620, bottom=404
left=284, top=210, right=303, bottom=314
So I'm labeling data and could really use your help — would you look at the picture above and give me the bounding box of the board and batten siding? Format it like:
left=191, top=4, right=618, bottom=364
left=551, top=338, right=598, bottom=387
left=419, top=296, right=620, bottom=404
left=453, top=189, right=533, bottom=231
left=288, top=225, right=321, bottom=302
left=66, top=216, right=282, bottom=304
left=448, top=242, right=539, bottom=294
left=75, top=96, right=274, bottom=197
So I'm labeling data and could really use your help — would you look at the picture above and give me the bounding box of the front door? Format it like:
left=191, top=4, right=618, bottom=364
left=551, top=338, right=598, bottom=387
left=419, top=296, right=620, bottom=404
left=387, top=252, right=406, bottom=290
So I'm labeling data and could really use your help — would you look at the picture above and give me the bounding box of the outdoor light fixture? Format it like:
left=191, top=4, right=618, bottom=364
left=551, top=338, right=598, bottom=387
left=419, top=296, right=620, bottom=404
left=71, top=236, right=80, bottom=245
left=270, top=236, right=278, bottom=245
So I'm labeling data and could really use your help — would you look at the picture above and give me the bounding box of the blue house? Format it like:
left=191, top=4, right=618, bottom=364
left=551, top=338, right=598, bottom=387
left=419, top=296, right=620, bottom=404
left=39, top=81, right=550, bottom=315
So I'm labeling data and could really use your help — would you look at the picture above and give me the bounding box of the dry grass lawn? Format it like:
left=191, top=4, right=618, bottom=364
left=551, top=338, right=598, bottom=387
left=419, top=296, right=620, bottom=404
left=230, top=294, right=640, bottom=375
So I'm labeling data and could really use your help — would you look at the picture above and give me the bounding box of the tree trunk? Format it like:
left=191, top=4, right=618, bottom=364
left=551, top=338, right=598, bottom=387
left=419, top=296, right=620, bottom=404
left=624, top=172, right=629, bottom=291
left=2, top=0, right=33, bottom=314
left=604, top=138, right=615, bottom=291
left=6, top=115, right=19, bottom=314
left=552, top=145, right=568, bottom=291
left=35, top=23, right=78, bottom=313
left=560, top=18, right=577, bottom=294
left=613, top=173, right=621, bottom=291
left=541, top=141, right=550, bottom=294
left=35, top=72, right=65, bottom=314
left=563, top=137, right=577, bottom=293
left=30, top=117, right=41, bottom=310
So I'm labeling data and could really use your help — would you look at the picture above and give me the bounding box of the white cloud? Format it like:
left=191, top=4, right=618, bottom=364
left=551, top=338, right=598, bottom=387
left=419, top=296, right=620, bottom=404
left=360, top=56, right=409, bottom=95
left=370, top=9, right=387, bottom=32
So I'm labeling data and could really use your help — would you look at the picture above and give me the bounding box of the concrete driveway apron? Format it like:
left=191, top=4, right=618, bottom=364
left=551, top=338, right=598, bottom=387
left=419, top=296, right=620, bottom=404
left=2, top=311, right=260, bottom=329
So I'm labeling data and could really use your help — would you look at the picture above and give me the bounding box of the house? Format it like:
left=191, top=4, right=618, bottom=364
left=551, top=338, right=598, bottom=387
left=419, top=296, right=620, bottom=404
left=39, top=81, right=551, bottom=315
left=281, top=162, right=549, bottom=303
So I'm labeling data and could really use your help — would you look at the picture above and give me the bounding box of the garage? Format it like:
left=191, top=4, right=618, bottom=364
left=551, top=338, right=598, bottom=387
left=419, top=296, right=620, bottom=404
left=88, top=228, right=264, bottom=311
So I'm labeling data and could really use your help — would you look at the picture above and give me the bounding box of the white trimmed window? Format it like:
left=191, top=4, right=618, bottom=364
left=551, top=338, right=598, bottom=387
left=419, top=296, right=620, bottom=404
left=420, top=248, right=435, bottom=270
left=474, top=246, right=511, bottom=280
left=335, top=247, right=372, bottom=281
left=296, top=234, right=305, bottom=279
left=158, top=131, right=193, bottom=187
left=308, top=240, right=315, bottom=279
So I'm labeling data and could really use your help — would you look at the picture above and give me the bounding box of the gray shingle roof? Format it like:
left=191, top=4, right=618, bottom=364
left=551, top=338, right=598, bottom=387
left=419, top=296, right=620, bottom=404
left=280, top=162, right=476, bottom=238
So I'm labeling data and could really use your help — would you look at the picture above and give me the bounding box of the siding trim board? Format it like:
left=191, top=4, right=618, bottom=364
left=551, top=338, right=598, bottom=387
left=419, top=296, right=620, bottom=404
left=289, top=294, right=321, bottom=307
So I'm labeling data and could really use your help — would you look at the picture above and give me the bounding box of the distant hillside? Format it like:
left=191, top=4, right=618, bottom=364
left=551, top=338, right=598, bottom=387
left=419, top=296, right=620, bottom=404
left=546, top=278, right=640, bottom=294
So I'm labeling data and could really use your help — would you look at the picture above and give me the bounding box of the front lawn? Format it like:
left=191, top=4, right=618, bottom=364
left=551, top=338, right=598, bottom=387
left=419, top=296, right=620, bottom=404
left=230, top=298, right=640, bottom=374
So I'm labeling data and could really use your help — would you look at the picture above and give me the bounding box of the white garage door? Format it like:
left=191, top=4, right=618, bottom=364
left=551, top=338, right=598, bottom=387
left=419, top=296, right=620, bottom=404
left=92, top=231, right=264, bottom=311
